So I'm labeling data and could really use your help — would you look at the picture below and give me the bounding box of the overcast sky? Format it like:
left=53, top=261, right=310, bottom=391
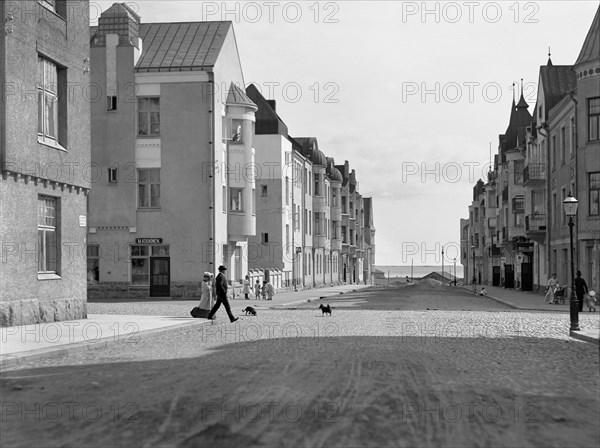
left=91, top=1, right=599, bottom=266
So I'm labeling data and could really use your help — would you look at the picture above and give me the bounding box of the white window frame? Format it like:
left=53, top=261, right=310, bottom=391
left=230, top=188, right=244, bottom=212
left=38, top=195, right=59, bottom=276
left=138, top=169, right=161, bottom=209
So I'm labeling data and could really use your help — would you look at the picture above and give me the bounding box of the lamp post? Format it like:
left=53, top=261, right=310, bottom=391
left=563, top=194, right=579, bottom=331
left=441, top=245, right=445, bottom=285
left=453, top=257, right=457, bottom=286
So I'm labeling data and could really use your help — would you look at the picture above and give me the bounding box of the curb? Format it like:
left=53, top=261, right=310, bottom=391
left=0, top=319, right=212, bottom=371
left=570, top=330, right=600, bottom=345
left=269, top=288, right=365, bottom=308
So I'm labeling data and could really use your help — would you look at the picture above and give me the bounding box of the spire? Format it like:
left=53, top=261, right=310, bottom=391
left=512, top=82, right=516, bottom=106
left=575, top=5, right=600, bottom=66
left=547, top=46, right=553, bottom=66
left=516, top=78, right=529, bottom=109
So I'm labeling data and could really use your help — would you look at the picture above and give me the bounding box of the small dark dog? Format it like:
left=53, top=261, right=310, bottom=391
left=319, top=304, right=332, bottom=316
left=243, top=306, right=257, bottom=316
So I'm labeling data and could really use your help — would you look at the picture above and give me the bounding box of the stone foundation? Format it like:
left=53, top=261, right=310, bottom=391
left=0, top=297, right=87, bottom=327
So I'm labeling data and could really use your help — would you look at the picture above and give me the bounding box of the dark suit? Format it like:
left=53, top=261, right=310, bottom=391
left=574, top=276, right=588, bottom=312
left=208, top=272, right=236, bottom=322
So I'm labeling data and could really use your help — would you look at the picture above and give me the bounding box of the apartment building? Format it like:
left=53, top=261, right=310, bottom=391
left=87, top=4, right=256, bottom=299
left=1, top=0, right=91, bottom=325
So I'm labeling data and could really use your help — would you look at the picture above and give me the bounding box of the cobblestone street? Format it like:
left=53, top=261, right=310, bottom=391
left=1, top=285, right=599, bottom=447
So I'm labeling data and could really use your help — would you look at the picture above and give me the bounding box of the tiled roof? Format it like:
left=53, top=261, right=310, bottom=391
left=575, top=6, right=600, bottom=66
left=540, top=65, right=576, bottom=114
left=135, top=22, right=231, bottom=72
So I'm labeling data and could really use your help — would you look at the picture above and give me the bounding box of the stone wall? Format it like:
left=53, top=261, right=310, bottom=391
left=0, top=297, right=86, bottom=326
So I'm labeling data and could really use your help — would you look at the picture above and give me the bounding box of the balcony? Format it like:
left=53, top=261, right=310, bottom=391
left=525, top=214, right=547, bottom=232
left=523, top=163, right=546, bottom=185
left=490, top=245, right=502, bottom=256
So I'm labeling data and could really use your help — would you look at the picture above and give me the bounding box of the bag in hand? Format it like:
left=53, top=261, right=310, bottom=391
left=190, top=307, right=209, bottom=318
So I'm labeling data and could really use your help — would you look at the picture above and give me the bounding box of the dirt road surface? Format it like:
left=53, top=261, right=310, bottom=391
left=1, top=285, right=599, bottom=447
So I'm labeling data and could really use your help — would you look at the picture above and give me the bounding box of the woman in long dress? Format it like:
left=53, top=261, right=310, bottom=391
left=198, top=272, right=214, bottom=315
left=544, top=273, right=558, bottom=303
left=243, top=275, right=252, bottom=300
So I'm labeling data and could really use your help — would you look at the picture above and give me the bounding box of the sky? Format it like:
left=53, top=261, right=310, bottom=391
left=91, top=0, right=599, bottom=266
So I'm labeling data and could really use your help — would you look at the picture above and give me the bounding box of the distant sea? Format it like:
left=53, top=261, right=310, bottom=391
left=375, top=265, right=464, bottom=280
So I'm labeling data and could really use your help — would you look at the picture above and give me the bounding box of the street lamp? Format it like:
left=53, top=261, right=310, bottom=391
left=563, top=194, right=580, bottom=331
left=441, top=245, right=445, bottom=285
left=453, top=257, right=457, bottom=286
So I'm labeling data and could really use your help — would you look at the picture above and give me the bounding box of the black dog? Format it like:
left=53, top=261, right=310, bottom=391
left=319, top=304, right=332, bottom=316
left=243, top=306, right=257, bottom=316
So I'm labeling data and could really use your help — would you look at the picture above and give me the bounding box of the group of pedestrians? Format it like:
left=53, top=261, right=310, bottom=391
left=243, top=275, right=275, bottom=300
left=544, top=271, right=592, bottom=312
left=196, top=267, right=277, bottom=322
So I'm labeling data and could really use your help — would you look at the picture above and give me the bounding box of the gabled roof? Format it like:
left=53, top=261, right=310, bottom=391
left=135, top=22, right=232, bottom=72
left=575, top=6, right=600, bottom=66
left=246, top=84, right=288, bottom=136
left=539, top=65, right=577, bottom=114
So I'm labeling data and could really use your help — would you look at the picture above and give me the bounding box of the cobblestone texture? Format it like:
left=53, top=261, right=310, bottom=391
left=1, top=286, right=599, bottom=447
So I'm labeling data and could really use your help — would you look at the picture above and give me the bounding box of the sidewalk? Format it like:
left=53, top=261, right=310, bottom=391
left=0, top=284, right=372, bottom=369
left=467, top=284, right=600, bottom=345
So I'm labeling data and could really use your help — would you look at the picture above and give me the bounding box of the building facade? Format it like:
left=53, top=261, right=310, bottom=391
left=461, top=7, right=600, bottom=292
left=88, top=4, right=256, bottom=299
left=1, top=0, right=91, bottom=325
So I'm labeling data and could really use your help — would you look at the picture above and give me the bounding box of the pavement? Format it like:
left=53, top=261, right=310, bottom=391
left=467, top=284, right=600, bottom=345
left=1, top=282, right=598, bottom=370
left=0, top=284, right=371, bottom=369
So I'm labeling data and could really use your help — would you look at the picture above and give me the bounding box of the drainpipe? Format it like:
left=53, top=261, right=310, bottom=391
left=208, top=71, right=216, bottom=276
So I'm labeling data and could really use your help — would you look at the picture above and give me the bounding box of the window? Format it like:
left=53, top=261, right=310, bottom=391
left=231, top=119, right=243, bottom=142
left=304, top=209, right=307, bottom=234
left=87, top=245, right=100, bottom=284
left=314, top=173, right=320, bottom=196
left=108, top=168, right=118, bottom=183
left=230, top=188, right=243, bottom=212
left=333, top=188, right=338, bottom=207
left=222, top=186, right=227, bottom=212
left=261, top=185, right=268, bottom=197
left=107, top=96, right=117, bottom=111
left=513, top=161, right=524, bottom=184
left=551, top=135, right=556, bottom=171
left=561, top=188, right=567, bottom=227
left=552, top=192, right=557, bottom=228
left=342, top=197, right=347, bottom=214
left=285, top=177, right=289, bottom=205
left=131, top=245, right=149, bottom=285
left=590, top=172, right=600, bottom=215
left=512, top=196, right=524, bottom=214
left=261, top=233, right=269, bottom=244
left=38, top=196, right=59, bottom=274
left=570, top=118, right=575, bottom=157
left=38, top=57, right=64, bottom=147
left=309, top=211, right=312, bottom=235
left=560, top=127, right=566, bottom=164
left=588, top=97, right=600, bottom=141
left=138, top=169, right=160, bottom=208
left=138, top=97, right=160, bottom=136
left=315, top=213, right=321, bottom=235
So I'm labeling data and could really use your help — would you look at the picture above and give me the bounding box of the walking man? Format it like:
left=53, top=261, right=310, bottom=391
left=207, top=266, right=238, bottom=323
left=574, top=270, right=589, bottom=313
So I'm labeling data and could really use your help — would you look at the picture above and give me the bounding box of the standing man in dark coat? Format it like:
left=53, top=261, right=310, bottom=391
left=574, top=270, right=589, bottom=313
left=207, top=265, right=238, bottom=323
